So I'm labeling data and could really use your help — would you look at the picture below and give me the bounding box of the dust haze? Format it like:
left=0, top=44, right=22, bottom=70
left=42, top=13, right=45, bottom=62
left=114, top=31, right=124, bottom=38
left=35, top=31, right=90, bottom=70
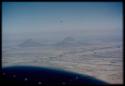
left=2, top=2, right=123, bottom=84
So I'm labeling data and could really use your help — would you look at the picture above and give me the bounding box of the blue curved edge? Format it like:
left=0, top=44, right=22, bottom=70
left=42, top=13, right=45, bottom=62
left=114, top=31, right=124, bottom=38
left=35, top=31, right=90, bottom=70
left=1, top=66, right=109, bottom=85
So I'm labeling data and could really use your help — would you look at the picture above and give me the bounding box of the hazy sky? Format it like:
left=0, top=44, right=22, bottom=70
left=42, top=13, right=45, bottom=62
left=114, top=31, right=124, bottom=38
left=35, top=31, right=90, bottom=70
left=2, top=2, right=123, bottom=41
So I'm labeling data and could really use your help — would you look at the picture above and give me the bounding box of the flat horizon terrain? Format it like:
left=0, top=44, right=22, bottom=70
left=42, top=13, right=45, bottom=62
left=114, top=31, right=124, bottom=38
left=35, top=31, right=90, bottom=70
left=2, top=2, right=123, bottom=84
left=2, top=41, right=123, bottom=84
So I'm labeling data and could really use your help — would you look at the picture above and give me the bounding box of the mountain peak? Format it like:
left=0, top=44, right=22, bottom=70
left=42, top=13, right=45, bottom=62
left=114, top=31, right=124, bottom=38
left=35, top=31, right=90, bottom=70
left=18, top=39, right=42, bottom=47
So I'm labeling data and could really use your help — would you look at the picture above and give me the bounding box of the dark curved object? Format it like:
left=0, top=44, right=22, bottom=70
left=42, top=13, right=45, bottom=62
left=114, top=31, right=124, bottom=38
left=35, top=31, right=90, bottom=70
left=1, top=66, right=108, bottom=85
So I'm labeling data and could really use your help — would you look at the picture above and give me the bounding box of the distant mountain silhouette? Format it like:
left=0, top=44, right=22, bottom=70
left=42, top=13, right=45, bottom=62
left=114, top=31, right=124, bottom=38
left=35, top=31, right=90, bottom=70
left=62, top=37, right=75, bottom=42
left=18, top=39, right=43, bottom=47
left=54, top=37, right=81, bottom=47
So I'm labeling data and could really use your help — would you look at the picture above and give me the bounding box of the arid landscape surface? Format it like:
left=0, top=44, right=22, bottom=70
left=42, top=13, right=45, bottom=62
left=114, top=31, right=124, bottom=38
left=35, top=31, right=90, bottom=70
left=2, top=2, right=123, bottom=84
left=2, top=38, right=123, bottom=84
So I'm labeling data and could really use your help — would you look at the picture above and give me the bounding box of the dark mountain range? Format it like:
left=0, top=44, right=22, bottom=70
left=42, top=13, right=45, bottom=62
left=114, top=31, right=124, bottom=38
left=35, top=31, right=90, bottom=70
left=18, top=39, right=43, bottom=47
left=54, top=37, right=82, bottom=47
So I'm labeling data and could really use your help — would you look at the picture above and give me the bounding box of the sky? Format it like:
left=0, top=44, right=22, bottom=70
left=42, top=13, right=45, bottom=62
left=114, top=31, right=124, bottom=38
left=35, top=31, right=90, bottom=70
left=2, top=2, right=123, bottom=42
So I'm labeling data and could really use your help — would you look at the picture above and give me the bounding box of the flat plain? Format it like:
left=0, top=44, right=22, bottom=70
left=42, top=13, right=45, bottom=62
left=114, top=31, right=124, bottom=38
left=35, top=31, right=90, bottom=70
left=2, top=41, right=123, bottom=84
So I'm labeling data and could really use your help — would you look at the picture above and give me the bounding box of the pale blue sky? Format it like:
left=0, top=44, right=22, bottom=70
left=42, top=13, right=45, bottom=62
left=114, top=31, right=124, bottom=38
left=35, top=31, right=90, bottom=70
left=2, top=2, right=123, bottom=41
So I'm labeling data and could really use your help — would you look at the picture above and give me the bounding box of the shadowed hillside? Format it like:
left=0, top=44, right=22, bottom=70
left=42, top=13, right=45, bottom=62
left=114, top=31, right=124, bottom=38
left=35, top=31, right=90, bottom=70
left=18, top=39, right=43, bottom=47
